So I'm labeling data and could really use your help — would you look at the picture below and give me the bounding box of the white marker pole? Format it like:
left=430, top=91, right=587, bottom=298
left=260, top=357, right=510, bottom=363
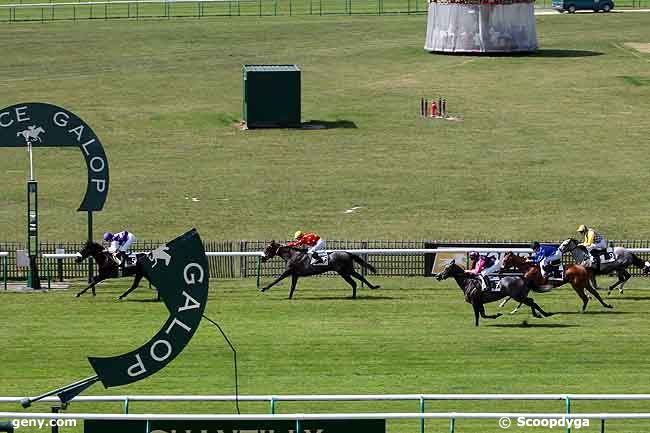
left=28, top=139, right=34, bottom=181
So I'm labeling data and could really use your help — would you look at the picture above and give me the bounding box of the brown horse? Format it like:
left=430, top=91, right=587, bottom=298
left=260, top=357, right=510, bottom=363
left=501, top=252, right=612, bottom=313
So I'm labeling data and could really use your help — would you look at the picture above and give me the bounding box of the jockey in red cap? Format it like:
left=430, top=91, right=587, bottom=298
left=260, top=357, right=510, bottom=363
left=287, top=230, right=326, bottom=264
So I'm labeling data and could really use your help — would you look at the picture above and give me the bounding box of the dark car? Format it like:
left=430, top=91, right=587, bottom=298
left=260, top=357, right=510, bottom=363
left=552, top=0, right=614, bottom=12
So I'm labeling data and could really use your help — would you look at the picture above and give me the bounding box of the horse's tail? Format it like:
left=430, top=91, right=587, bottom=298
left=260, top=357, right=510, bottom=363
left=350, top=253, right=377, bottom=273
left=631, top=252, right=646, bottom=269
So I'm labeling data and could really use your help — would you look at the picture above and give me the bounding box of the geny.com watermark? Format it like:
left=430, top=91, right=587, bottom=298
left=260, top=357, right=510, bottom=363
left=499, top=416, right=590, bottom=429
left=12, top=419, right=77, bottom=430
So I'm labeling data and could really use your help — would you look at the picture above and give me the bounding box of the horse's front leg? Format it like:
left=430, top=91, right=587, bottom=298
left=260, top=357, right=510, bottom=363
left=260, top=269, right=293, bottom=292
left=472, top=302, right=480, bottom=327
left=76, top=276, right=103, bottom=297
left=288, top=274, right=300, bottom=299
left=118, top=273, right=143, bottom=300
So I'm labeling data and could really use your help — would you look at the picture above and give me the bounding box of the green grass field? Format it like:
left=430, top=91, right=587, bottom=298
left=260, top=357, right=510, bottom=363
left=1, top=11, right=650, bottom=433
left=1, top=13, right=649, bottom=243
left=3, top=277, right=650, bottom=432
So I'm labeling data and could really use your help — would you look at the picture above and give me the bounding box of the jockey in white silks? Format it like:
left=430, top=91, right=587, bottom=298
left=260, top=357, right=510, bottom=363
left=103, top=230, right=136, bottom=266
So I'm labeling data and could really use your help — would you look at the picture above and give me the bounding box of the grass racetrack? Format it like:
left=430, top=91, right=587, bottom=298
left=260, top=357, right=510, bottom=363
left=1, top=10, right=650, bottom=433
left=4, top=277, right=650, bottom=432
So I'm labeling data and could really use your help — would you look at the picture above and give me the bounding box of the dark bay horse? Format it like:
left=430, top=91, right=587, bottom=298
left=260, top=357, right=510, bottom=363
left=434, top=260, right=552, bottom=326
left=74, top=241, right=151, bottom=300
left=561, top=238, right=650, bottom=295
left=501, top=251, right=612, bottom=312
left=260, top=240, right=380, bottom=299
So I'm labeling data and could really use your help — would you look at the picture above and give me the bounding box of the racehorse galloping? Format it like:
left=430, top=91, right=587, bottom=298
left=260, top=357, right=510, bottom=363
left=434, top=260, right=552, bottom=326
left=74, top=241, right=151, bottom=300
left=260, top=240, right=380, bottom=299
left=561, top=238, right=650, bottom=295
left=501, top=251, right=612, bottom=313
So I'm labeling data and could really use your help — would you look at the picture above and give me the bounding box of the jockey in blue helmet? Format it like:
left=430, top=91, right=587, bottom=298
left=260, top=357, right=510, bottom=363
left=529, top=241, right=562, bottom=278
left=103, top=230, right=136, bottom=266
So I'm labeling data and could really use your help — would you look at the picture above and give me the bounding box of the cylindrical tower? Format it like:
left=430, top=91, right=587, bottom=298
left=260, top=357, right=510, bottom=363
left=424, top=0, right=538, bottom=53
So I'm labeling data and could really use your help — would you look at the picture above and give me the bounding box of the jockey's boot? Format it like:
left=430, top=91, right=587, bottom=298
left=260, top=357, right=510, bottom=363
left=311, top=252, right=322, bottom=264
left=112, top=252, right=122, bottom=266
left=480, top=275, right=490, bottom=291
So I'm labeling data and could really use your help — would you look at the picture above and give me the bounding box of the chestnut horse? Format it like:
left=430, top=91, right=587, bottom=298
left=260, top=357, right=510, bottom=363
left=501, top=252, right=612, bottom=313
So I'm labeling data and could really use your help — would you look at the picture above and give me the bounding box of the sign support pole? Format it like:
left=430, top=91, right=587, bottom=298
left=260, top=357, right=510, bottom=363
left=27, top=141, right=41, bottom=289
left=88, top=211, right=94, bottom=283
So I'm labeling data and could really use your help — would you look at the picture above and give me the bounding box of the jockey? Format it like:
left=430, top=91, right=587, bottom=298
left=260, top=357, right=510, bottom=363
left=530, top=241, right=562, bottom=278
left=287, top=230, right=326, bottom=264
left=465, top=251, right=501, bottom=290
left=577, top=224, right=608, bottom=264
left=103, top=230, right=136, bottom=266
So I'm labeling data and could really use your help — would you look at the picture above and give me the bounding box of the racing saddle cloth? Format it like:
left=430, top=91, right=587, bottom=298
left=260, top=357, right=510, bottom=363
left=309, top=251, right=329, bottom=266
left=482, top=275, right=502, bottom=292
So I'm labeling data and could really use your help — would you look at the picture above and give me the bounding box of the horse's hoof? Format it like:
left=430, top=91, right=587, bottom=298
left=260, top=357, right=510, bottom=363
left=545, top=312, right=554, bottom=317
left=371, top=285, right=380, bottom=290
left=496, top=313, right=502, bottom=318
left=75, top=294, right=80, bottom=298
left=118, top=296, right=124, bottom=300
left=605, top=304, right=614, bottom=309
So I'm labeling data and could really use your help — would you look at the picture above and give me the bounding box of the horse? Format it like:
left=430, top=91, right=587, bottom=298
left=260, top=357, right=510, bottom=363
left=433, top=260, right=553, bottom=326
left=260, top=240, right=380, bottom=299
left=561, top=238, right=650, bottom=295
left=74, top=241, right=152, bottom=300
left=501, top=251, right=612, bottom=313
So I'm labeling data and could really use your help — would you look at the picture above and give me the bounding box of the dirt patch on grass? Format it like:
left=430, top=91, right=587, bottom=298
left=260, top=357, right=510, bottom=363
left=624, top=43, right=650, bottom=53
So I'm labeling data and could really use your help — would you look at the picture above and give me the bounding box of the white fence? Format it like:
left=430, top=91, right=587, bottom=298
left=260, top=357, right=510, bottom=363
left=38, top=246, right=650, bottom=289
left=3, top=394, right=650, bottom=432
left=41, top=247, right=531, bottom=289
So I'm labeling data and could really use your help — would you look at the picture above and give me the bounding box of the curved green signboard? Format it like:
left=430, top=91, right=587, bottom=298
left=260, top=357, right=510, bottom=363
left=0, top=102, right=109, bottom=211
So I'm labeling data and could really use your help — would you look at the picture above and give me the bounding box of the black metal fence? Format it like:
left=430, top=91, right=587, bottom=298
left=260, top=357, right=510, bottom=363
left=2, top=239, right=649, bottom=282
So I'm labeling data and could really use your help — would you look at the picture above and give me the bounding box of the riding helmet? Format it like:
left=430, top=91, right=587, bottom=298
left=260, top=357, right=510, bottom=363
left=469, top=251, right=479, bottom=260
left=577, top=224, right=587, bottom=233
left=294, top=230, right=303, bottom=239
left=103, top=232, right=113, bottom=242
left=531, top=241, right=540, bottom=250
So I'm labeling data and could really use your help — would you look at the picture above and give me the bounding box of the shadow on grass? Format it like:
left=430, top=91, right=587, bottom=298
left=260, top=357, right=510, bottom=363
left=607, top=296, right=650, bottom=301
left=528, top=49, right=604, bottom=58
left=431, top=49, right=603, bottom=58
left=124, top=298, right=162, bottom=303
left=269, top=295, right=395, bottom=301
left=556, top=310, right=631, bottom=315
left=488, top=323, right=579, bottom=328
left=301, top=120, right=357, bottom=130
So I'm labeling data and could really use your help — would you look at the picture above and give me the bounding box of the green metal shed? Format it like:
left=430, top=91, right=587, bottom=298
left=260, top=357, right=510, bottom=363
left=242, top=65, right=301, bottom=128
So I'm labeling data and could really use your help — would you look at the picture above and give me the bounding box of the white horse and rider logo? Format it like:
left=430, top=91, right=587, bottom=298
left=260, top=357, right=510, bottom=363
left=17, top=125, right=46, bottom=144
left=148, top=245, right=172, bottom=268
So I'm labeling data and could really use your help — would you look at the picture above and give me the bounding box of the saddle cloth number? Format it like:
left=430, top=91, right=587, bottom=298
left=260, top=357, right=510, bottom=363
left=486, top=276, right=501, bottom=292
left=310, top=252, right=329, bottom=266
